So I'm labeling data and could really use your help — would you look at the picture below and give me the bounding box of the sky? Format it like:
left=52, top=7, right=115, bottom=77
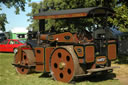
left=1, top=0, right=42, bottom=32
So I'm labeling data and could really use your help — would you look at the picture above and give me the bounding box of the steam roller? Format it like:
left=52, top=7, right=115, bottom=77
left=12, top=7, right=119, bottom=83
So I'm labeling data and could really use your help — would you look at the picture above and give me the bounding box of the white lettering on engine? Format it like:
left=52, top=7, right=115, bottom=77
left=97, top=58, right=106, bottom=62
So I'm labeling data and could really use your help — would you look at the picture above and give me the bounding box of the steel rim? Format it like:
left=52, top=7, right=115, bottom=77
left=50, top=48, right=74, bottom=83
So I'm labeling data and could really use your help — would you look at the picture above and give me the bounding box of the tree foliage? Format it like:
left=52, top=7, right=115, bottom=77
left=109, top=5, right=128, bottom=32
left=28, top=0, right=97, bottom=32
left=27, top=0, right=128, bottom=32
left=27, top=2, right=43, bottom=31
left=43, top=0, right=97, bottom=33
left=0, top=13, right=7, bottom=31
left=0, top=0, right=30, bottom=31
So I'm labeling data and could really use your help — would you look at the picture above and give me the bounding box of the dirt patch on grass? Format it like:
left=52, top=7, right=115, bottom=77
left=112, top=64, right=128, bottom=85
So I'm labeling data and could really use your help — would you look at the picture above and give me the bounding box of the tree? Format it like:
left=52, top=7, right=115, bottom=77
left=108, top=4, right=128, bottom=32
left=0, top=13, right=7, bottom=31
left=27, top=0, right=97, bottom=32
left=0, top=0, right=30, bottom=31
left=27, top=0, right=128, bottom=32
left=100, top=0, right=128, bottom=32
left=27, top=2, right=43, bottom=31
left=43, top=0, right=98, bottom=32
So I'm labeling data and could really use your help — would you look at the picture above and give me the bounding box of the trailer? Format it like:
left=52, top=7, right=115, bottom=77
left=9, top=27, right=28, bottom=40
left=13, top=7, right=119, bottom=83
left=118, top=32, right=128, bottom=55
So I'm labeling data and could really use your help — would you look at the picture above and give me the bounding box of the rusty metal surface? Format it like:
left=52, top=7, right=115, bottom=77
left=50, top=48, right=75, bottom=83
left=108, top=44, right=117, bottom=60
left=23, top=50, right=36, bottom=65
left=15, top=45, right=28, bottom=64
left=74, top=46, right=84, bottom=57
left=40, top=34, right=49, bottom=40
left=62, top=46, right=87, bottom=75
left=14, top=52, right=30, bottom=74
left=85, top=46, right=95, bottom=63
left=34, top=48, right=44, bottom=72
left=41, top=32, right=74, bottom=42
left=50, top=46, right=87, bottom=83
left=45, top=47, right=54, bottom=72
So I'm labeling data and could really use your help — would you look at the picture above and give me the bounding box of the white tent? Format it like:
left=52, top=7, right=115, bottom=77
left=10, top=27, right=28, bottom=33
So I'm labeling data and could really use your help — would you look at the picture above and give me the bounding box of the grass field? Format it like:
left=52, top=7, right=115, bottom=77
left=0, top=53, right=123, bottom=85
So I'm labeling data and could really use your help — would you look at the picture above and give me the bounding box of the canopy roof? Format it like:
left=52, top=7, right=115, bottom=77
left=34, top=7, right=114, bottom=20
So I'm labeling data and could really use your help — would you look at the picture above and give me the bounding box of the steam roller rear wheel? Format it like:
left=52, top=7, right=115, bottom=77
left=50, top=48, right=75, bottom=83
left=14, top=52, right=30, bottom=74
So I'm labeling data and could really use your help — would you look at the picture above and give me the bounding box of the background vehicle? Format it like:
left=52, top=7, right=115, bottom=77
left=110, top=28, right=128, bottom=55
left=0, top=39, right=25, bottom=53
left=9, top=27, right=28, bottom=40
left=0, top=32, right=7, bottom=42
left=118, top=32, right=128, bottom=55
left=13, top=7, right=119, bottom=83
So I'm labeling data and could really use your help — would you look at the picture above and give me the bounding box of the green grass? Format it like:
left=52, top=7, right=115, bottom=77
left=0, top=53, right=121, bottom=85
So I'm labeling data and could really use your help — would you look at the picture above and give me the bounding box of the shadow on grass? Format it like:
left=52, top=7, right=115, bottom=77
left=39, top=72, right=51, bottom=78
left=0, top=52, right=14, bottom=53
left=73, top=73, right=117, bottom=83
left=38, top=72, right=116, bottom=83
left=115, top=54, right=128, bottom=64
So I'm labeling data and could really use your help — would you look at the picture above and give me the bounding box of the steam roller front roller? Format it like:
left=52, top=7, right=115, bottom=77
left=14, top=50, right=35, bottom=74
left=50, top=46, right=84, bottom=83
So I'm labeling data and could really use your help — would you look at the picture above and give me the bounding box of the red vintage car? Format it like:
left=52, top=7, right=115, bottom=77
left=0, top=39, right=26, bottom=53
